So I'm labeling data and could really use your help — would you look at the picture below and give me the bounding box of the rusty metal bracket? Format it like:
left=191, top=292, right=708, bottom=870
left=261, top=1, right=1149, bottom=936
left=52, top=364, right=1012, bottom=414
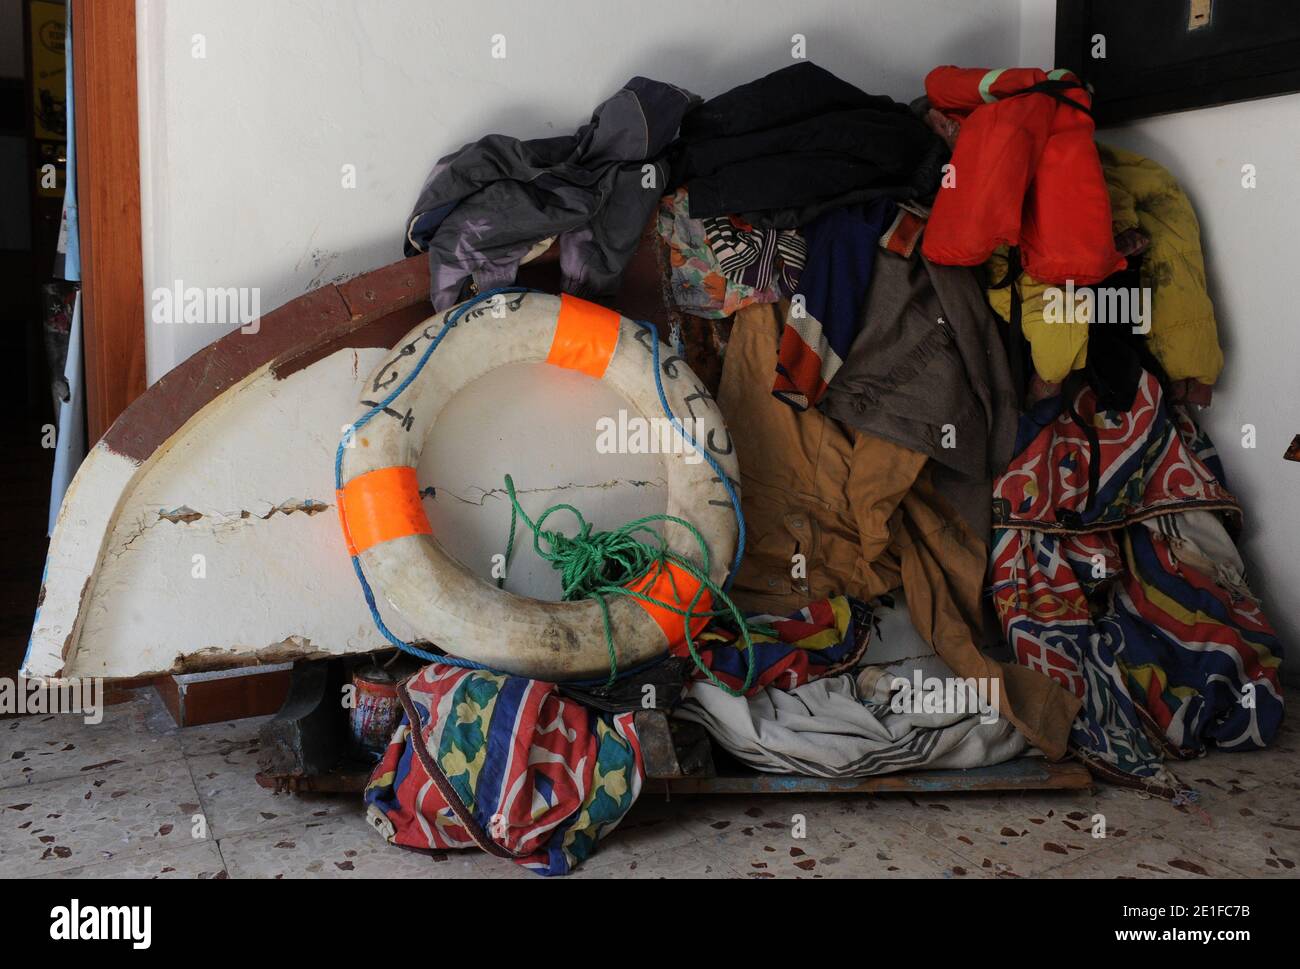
left=257, top=658, right=348, bottom=779
left=635, top=708, right=716, bottom=780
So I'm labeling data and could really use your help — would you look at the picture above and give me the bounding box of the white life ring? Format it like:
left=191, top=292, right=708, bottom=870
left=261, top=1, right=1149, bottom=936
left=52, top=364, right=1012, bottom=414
left=337, top=291, right=741, bottom=680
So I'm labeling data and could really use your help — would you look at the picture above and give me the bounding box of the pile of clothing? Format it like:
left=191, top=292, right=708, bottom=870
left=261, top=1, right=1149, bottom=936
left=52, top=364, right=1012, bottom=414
left=678, top=652, right=1028, bottom=779
left=714, top=301, right=1077, bottom=758
left=364, top=593, right=1032, bottom=875
left=658, top=63, right=946, bottom=413
left=990, top=372, right=1283, bottom=798
left=375, top=59, right=1284, bottom=876
left=917, top=67, right=1224, bottom=402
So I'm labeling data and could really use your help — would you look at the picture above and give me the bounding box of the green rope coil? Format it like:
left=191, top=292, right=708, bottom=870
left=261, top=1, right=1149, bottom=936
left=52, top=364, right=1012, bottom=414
left=495, top=474, right=757, bottom=696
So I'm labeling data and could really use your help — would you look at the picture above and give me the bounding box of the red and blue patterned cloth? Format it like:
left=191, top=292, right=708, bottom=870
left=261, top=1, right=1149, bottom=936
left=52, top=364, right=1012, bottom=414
left=684, top=595, right=867, bottom=695
left=364, top=664, right=643, bottom=877
left=991, top=372, right=1284, bottom=797
left=364, top=596, right=862, bottom=875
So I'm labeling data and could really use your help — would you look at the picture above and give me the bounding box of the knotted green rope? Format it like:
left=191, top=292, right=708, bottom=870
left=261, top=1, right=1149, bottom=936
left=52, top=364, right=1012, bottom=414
left=495, top=474, right=757, bottom=696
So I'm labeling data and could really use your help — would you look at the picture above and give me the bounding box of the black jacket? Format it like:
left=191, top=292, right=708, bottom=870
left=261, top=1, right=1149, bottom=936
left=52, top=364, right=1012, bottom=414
left=671, top=62, right=943, bottom=227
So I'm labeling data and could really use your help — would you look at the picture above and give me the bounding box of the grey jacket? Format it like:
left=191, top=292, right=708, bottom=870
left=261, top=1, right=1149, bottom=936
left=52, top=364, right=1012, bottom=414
left=820, top=249, right=1018, bottom=534
left=405, top=77, right=697, bottom=309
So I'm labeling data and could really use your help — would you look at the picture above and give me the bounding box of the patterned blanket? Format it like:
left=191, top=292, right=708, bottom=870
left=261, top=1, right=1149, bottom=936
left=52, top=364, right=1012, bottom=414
left=990, top=373, right=1284, bottom=797
left=685, top=595, right=868, bottom=695
left=365, top=664, right=643, bottom=877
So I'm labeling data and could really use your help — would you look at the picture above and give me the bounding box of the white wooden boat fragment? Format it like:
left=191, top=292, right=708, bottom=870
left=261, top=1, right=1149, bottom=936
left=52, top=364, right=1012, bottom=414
left=26, top=235, right=681, bottom=681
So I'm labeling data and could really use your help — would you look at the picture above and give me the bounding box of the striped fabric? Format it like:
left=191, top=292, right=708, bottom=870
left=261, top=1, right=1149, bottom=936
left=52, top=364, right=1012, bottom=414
left=772, top=313, right=847, bottom=411
left=701, top=215, right=806, bottom=296
left=990, top=372, right=1284, bottom=798
left=364, top=663, right=643, bottom=876
left=685, top=595, right=869, bottom=695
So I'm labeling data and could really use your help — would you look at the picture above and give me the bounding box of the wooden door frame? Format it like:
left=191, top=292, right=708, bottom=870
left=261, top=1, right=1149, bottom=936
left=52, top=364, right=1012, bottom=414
left=71, top=0, right=146, bottom=441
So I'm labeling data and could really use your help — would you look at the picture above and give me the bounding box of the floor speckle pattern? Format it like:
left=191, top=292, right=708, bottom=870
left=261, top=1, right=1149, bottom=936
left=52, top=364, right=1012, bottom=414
left=1, top=691, right=1296, bottom=879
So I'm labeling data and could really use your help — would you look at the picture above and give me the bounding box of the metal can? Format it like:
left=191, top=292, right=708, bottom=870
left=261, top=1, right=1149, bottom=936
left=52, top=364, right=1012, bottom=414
left=350, top=664, right=402, bottom=759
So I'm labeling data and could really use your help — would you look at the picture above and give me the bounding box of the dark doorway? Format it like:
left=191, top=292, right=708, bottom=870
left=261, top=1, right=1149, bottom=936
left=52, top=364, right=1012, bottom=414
left=0, top=0, right=64, bottom=682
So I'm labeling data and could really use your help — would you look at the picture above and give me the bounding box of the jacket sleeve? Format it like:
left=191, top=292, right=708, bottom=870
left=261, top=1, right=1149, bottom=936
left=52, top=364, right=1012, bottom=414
left=1098, top=144, right=1224, bottom=386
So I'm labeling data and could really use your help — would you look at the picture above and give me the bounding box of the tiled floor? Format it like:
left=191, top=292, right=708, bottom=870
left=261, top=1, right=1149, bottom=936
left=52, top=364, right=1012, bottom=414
left=1, top=689, right=1297, bottom=879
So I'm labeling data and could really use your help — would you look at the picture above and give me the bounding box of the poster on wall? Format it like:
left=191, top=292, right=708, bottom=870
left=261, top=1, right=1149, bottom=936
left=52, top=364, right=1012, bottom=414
left=28, top=0, right=66, bottom=197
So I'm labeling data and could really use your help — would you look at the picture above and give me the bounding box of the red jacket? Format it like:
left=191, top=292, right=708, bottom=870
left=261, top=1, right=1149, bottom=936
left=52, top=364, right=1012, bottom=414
left=922, top=66, right=1124, bottom=286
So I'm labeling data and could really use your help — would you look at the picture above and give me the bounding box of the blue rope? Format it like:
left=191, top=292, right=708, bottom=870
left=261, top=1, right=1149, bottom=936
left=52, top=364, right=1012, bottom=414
left=335, top=287, right=531, bottom=666
left=337, top=288, right=747, bottom=683
left=633, top=318, right=745, bottom=590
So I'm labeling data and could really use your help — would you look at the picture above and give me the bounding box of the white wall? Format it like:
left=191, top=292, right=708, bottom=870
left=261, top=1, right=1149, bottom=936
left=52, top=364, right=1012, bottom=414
left=1020, top=0, right=1300, bottom=654
left=135, top=0, right=1021, bottom=381
left=1017, top=0, right=1056, bottom=68
left=133, top=0, right=1024, bottom=600
left=1100, top=100, right=1300, bottom=652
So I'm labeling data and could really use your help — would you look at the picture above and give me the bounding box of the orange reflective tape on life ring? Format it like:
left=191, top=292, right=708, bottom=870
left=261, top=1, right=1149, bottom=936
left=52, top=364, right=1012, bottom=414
left=545, top=293, right=620, bottom=378
left=624, top=560, right=713, bottom=649
left=337, top=466, right=431, bottom=557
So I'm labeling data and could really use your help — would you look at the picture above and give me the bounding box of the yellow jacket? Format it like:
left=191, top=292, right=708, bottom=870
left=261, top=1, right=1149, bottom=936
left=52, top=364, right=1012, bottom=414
left=984, top=145, right=1223, bottom=387
left=1099, top=143, right=1223, bottom=385
left=986, top=247, right=1089, bottom=383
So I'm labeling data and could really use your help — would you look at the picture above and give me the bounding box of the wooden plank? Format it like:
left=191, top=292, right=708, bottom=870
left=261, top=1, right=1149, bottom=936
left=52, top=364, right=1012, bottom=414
left=154, top=668, right=292, bottom=728
left=644, top=758, right=1094, bottom=796
left=100, top=283, right=354, bottom=461
left=334, top=255, right=430, bottom=323
left=72, top=0, right=147, bottom=441
left=259, top=756, right=1093, bottom=798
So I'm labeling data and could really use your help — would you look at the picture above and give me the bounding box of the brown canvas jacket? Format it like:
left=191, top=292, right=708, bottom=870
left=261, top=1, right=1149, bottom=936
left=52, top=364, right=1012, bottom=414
left=719, top=305, right=1081, bottom=758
